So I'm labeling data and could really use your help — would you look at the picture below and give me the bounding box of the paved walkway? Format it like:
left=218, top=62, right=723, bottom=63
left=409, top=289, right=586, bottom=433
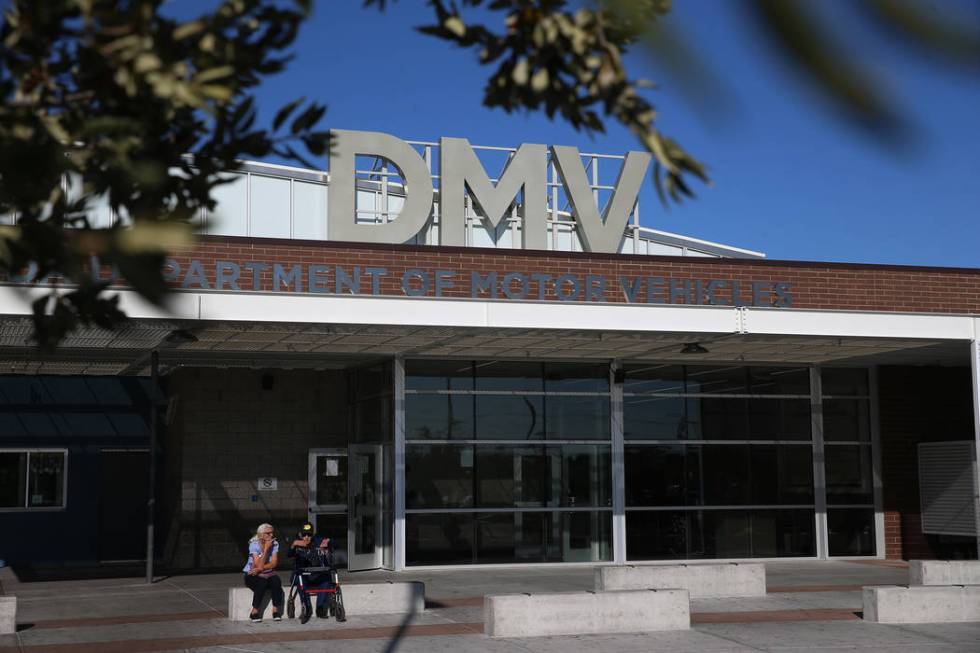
left=2, top=560, right=979, bottom=652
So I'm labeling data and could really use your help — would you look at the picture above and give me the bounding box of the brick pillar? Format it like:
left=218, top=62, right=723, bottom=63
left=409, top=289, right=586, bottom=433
left=878, top=365, right=973, bottom=560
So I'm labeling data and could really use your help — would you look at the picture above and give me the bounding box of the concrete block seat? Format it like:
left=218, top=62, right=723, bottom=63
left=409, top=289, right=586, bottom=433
left=228, top=581, right=425, bottom=621
left=595, top=563, right=766, bottom=598
left=909, top=560, right=980, bottom=586
left=484, top=589, right=690, bottom=638
left=863, top=585, right=980, bottom=624
left=0, top=596, right=14, bottom=635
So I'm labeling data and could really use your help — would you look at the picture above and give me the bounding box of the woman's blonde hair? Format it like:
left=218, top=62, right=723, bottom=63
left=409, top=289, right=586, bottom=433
left=249, top=523, right=274, bottom=543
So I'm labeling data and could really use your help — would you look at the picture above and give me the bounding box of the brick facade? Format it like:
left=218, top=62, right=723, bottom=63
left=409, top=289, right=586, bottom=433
left=155, top=236, right=980, bottom=314
left=161, top=367, right=347, bottom=570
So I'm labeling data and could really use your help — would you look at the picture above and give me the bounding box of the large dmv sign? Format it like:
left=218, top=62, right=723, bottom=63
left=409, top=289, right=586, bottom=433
left=328, top=129, right=651, bottom=253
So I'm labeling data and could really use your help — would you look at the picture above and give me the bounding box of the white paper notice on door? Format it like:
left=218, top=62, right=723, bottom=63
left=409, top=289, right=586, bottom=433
left=324, top=459, right=339, bottom=476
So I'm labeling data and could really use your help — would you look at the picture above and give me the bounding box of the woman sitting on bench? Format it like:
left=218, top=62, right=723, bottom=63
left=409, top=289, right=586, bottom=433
left=242, top=523, right=284, bottom=622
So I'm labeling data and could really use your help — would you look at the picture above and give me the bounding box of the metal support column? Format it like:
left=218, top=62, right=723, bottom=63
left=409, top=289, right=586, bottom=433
left=811, top=365, right=829, bottom=559
left=610, top=360, right=626, bottom=564
left=971, top=323, right=980, bottom=558
left=145, top=349, right=159, bottom=584
left=393, top=356, right=407, bottom=570
left=869, top=366, right=886, bottom=558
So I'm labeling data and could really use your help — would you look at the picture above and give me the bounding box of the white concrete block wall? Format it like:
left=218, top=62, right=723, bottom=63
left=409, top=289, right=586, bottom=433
left=485, top=589, right=690, bottom=638
left=228, top=581, right=424, bottom=620
left=0, top=597, right=15, bottom=635
left=863, top=585, right=980, bottom=623
left=595, top=563, right=766, bottom=598
left=909, top=561, right=980, bottom=586
left=163, top=368, right=348, bottom=570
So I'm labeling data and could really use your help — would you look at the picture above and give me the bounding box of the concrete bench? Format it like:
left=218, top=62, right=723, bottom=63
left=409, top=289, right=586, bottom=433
left=863, top=585, right=980, bottom=624
left=909, top=560, right=980, bottom=586
left=0, top=596, right=14, bottom=634
left=595, top=563, right=766, bottom=598
left=228, top=581, right=424, bottom=621
left=484, top=589, right=689, bottom=638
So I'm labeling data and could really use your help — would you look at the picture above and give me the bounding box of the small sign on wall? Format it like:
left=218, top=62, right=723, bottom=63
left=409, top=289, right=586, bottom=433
left=324, top=459, right=339, bottom=477
left=257, top=477, right=278, bottom=491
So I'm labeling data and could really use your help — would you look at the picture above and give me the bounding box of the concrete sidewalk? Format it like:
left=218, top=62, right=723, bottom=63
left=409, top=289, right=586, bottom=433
left=2, top=560, right=979, bottom=652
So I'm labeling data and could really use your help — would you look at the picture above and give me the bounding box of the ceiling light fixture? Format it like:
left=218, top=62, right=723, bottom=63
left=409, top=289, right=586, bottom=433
left=680, top=342, right=709, bottom=355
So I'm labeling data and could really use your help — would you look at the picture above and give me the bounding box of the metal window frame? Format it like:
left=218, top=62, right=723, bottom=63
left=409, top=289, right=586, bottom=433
left=0, top=447, right=68, bottom=512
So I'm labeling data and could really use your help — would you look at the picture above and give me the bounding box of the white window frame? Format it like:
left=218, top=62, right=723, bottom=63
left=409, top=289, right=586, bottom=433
left=0, top=448, right=69, bottom=512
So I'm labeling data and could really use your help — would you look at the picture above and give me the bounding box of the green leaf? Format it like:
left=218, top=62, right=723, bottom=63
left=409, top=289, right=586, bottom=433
left=273, top=97, right=305, bottom=131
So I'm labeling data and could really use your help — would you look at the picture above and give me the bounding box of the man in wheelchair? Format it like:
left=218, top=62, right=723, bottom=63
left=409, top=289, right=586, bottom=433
left=286, top=522, right=345, bottom=624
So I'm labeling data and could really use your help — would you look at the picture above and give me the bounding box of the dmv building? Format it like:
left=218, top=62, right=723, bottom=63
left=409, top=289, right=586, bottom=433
left=1, top=130, right=978, bottom=572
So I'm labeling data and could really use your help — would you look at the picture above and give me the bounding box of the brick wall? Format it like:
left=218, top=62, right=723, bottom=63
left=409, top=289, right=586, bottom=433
left=878, top=365, right=976, bottom=560
left=161, top=367, right=347, bottom=571
left=154, top=236, right=980, bottom=314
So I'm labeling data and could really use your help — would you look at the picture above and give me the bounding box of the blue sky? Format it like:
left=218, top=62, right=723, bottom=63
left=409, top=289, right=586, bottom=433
left=251, top=1, right=980, bottom=267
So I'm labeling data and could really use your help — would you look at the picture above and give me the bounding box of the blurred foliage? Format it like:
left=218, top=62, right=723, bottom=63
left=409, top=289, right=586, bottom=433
left=369, top=0, right=978, bottom=201
left=0, top=0, right=329, bottom=349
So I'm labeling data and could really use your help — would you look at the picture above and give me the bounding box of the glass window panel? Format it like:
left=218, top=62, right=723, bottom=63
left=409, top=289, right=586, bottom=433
left=87, top=378, right=134, bottom=405
left=406, top=445, right=474, bottom=509
left=750, top=446, right=814, bottom=505
left=475, top=395, right=545, bottom=439
left=406, top=394, right=474, bottom=439
left=828, top=508, right=876, bottom=556
left=62, top=413, right=114, bottom=436
left=748, top=399, right=811, bottom=440
left=625, top=445, right=700, bottom=507
left=750, top=509, right=816, bottom=557
left=351, top=397, right=392, bottom=443
left=623, top=365, right=686, bottom=394
left=209, top=173, right=248, bottom=235
left=825, top=445, right=874, bottom=504
left=627, top=508, right=815, bottom=560
left=0, top=415, right=25, bottom=436
left=108, top=414, right=149, bottom=436
left=406, top=360, right=474, bottom=391
left=702, top=445, right=752, bottom=505
left=293, top=181, right=328, bottom=240
left=0, top=377, right=38, bottom=403
left=315, top=455, right=348, bottom=506
left=0, top=452, right=27, bottom=508
left=28, top=452, right=65, bottom=507
left=823, top=399, right=870, bottom=442
left=350, top=364, right=391, bottom=398
left=474, top=511, right=612, bottom=564
left=700, top=510, right=751, bottom=558
left=685, top=365, right=748, bottom=394
left=822, top=368, right=869, bottom=396
left=45, top=378, right=97, bottom=404
left=624, top=395, right=689, bottom=440
left=474, top=361, right=544, bottom=392
left=544, top=362, right=609, bottom=393
left=562, top=446, right=611, bottom=508
left=17, top=413, right=61, bottom=436
left=406, top=513, right=474, bottom=566
left=627, top=510, right=694, bottom=560
left=697, top=398, right=748, bottom=439
left=545, top=395, right=610, bottom=440
left=748, top=367, right=810, bottom=395
left=472, top=445, right=611, bottom=509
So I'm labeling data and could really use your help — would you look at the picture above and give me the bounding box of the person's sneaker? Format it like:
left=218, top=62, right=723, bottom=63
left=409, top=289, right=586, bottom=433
left=272, top=610, right=282, bottom=622
left=248, top=612, right=262, bottom=623
left=316, top=605, right=326, bottom=619
left=300, top=606, right=312, bottom=625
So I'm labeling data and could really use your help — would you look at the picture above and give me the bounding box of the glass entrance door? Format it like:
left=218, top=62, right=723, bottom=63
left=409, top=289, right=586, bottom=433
left=308, top=449, right=348, bottom=558
left=348, top=444, right=384, bottom=570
